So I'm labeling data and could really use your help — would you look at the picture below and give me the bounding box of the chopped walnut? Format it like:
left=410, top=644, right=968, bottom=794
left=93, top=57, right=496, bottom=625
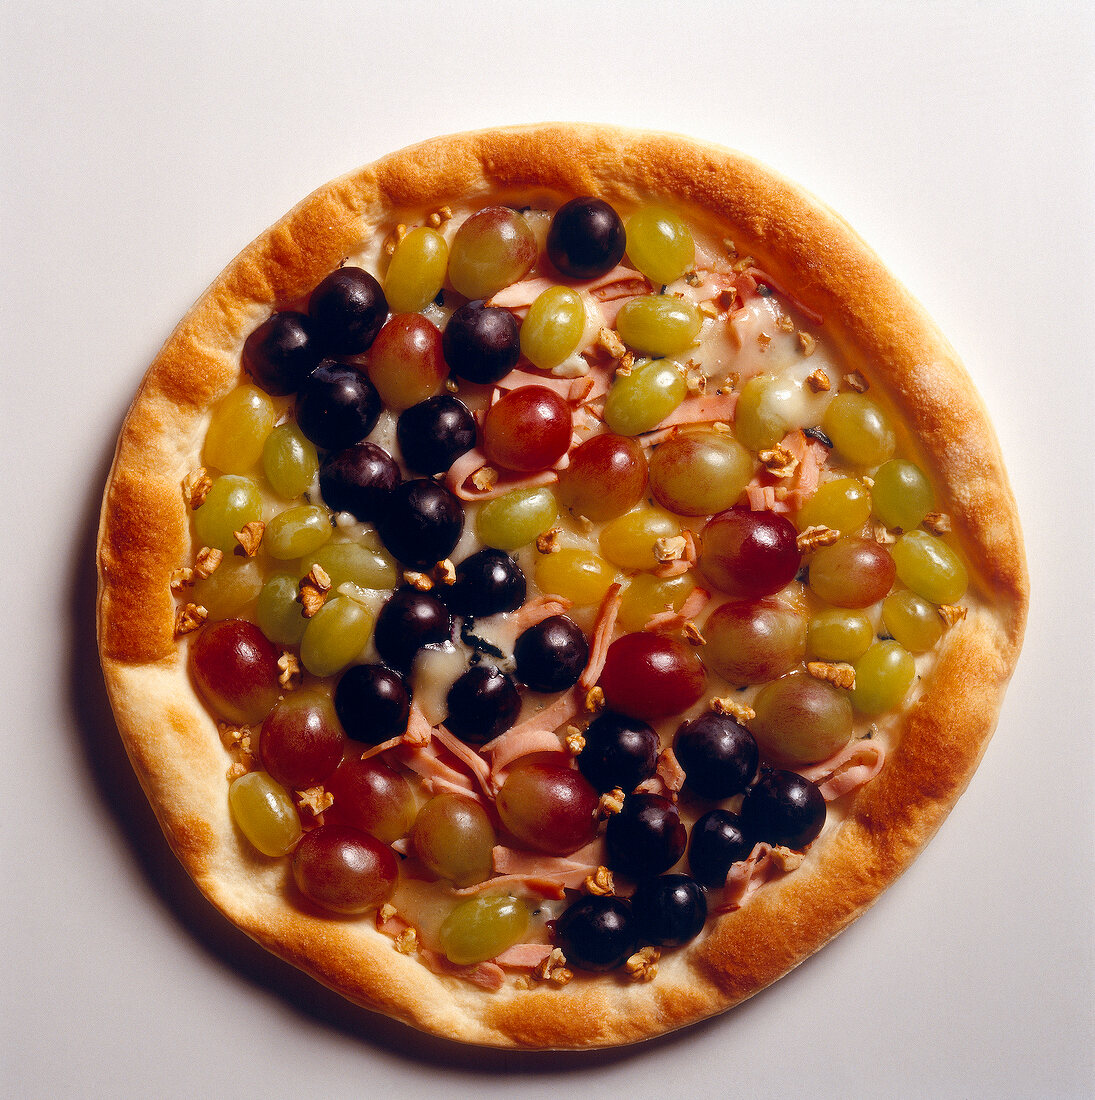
left=776, top=314, right=795, bottom=333
left=534, top=948, right=572, bottom=986
left=383, top=222, right=409, bottom=256
left=226, top=761, right=248, bottom=781
left=427, top=205, right=453, bottom=227
left=378, top=902, right=398, bottom=925
left=295, top=786, right=334, bottom=817
left=584, top=866, right=615, bottom=897
left=654, top=534, right=688, bottom=563
left=625, top=946, right=660, bottom=982
left=807, top=661, right=856, bottom=690
left=938, top=603, right=968, bottom=627
left=218, top=721, right=249, bottom=748
left=722, top=237, right=738, bottom=259
left=769, top=846, right=805, bottom=872
left=536, top=527, right=562, bottom=554
left=170, top=567, right=195, bottom=592
left=298, top=564, right=332, bottom=618
left=598, top=787, right=626, bottom=818
left=731, top=255, right=756, bottom=273
left=683, top=270, right=702, bottom=287
left=712, top=420, right=733, bottom=433
left=278, top=651, right=302, bottom=691
left=684, top=363, right=707, bottom=396
left=757, top=332, right=772, bottom=351
left=614, top=353, right=635, bottom=377
left=584, top=686, right=605, bottom=713
left=233, top=521, right=265, bottom=557
left=596, top=327, right=627, bottom=359
left=394, top=928, right=418, bottom=955
left=799, top=332, right=818, bottom=358
left=444, top=378, right=459, bottom=393
left=698, top=300, right=720, bottom=320
left=564, top=726, right=586, bottom=755
left=434, top=559, right=457, bottom=586
left=682, top=620, right=706, bottom=646
left=194, top=546, right=223, bottom=578
left=758, top=445, right=799, bottom=479
left=182, top=467, right=212, bottom=509
left=871, top=521, right=898, bottom=545
left=842, top=370, right=869, bottom=393
left=471, top=465, right=498, bottom=492
left=712, top=696, right=755, bottom=723
left=173, top=602, right=207, bottom=638
left=513, top=975, right=533, bottom=990
left=922, top=511, right=952, bottom=535
left=805, top=369, right=831, bottom=395
left=402, top=570, right=433, bottom=590
left=797, top=524, right=840, bottom=552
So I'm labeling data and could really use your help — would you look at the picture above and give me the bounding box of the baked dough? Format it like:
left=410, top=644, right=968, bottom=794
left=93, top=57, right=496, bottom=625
left=96, top=124, right=1028, bottom=1049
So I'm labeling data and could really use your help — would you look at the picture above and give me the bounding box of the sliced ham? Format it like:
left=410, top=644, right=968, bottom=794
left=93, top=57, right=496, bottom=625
left=509, top=594, right=573, bottom=633
left=648, top=391, right=739, bottom=432
left=493, top=943, right=554, bottom=969
left=481, top=688, right=582, bottom=754
left=713, top=842, right=792, bottom=912
left=579, top=582, right=622, bottom=689
left=643, top=586, right=710, bottom=632
left=497, top=369, right=582, bottom=398
left=656, top=746, right=687, bottom=794
left=432, top=724, right=495, bottom=799
left=489, top=265, right=651, bottom=312
left=481, top=727, right=565, bottom=782
left=801, top=738, right=886, bottom=800
left=450, top=874, right=568, bottom=900
left=418, top=948, right=506, bottom=991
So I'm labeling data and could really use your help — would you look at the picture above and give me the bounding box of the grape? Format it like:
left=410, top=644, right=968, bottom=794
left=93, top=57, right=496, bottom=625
left=871, top=459, right=934, bottom=531
left=673, top=712, right=758, bottom=799
left=301, top=540, right=398, bottom=592
left=556, top=433, right=648, bottom=521
left=734, top=374, right=788, bottom=452
left=366, top=313, right=448, bottom=410
left=806, top=607, right=873, bottom=662
left=254, top=572, right=307, bottom=645
left=807, top=536, right=896, bottom=608
left=299, top=595, right=374, bottom=678
left=631, top=874, right=707, bottom=948
left=882, top=589, right=943, bottom=653
left=412, top=793, right=495, bottom=886
left=203, top=384, right=276, bottom=474
left=440, top=895, right=531, bottom=966
left=625, top=206, right=695, bottom=286
left=396, top=395, right=477, bottom=475
left=333, top=664, right=410, bottom=745
left=794, top=477, right=872, bottom=534
left=259, top=689, right=346, bottom=790
left=373, top=587, right=453, bottom=672
left=649, top=430, right=754, bottom=516
left=616, top=295, right=702, bottom=357
left=520, top=286, right=585, bottom=369
left=603, top=358, right=687, bottom=436
left=496, top=760, right=598, bottom=855
left=476, top=486, right=558, bottom=550
left=740, top=770, right=826, bottom=850
left=702, top=600, right=806, bottom=684
left=264, top=504, right=332, bottom=560
left=616, top=573, right=694, bottom=632
left=442, top=300, right=521, bottom=385
left=892, top=530, right=968, bottom=605
left=308, top=266, right=388, bottom=356
left=822, top=393, right=895, bottom=468
left=192, top=474, right=263, bottom=553
left=698, top=507, right=801, bottom=599
left=190, top=619, right=281, bottom=725
left=750, top=671, right=854, bottom=766
left=688, top=809, right=752, bottom=888
left=445, top=665, right=521, bottom=745
left=546, top=198, right=626, bottom=280
left=555, top=895, right=636, bottom=972
left=296, top=361, right=381, bottom=451
left=319, top=441, right=400, bottom=522
left=513, top=614, right=589, bottom=693
left=375, top=478, right=464, bottom=567
left=851, top=640, right=916, bottom=715
left=534, top=548, right=616, bottom=607
left=384, top=226, right=448, bottom=313
left=192, top=558, right=263, bottom=621
left=447, top=548, right=526, bottom=618
left=599, top=633, right=706, bottom=722
left=263, top=422, right=319, bottom=500
left=229, top=771, right=302, bottom=857
left=448, top=206, right=537, bottom=299
left=605, top=793, right=686, bottom=878
left=481, top=385, right=573, bottom=473
left=577, top=711, right=658, bottom=793
left=324, top=756, right=416, bottom=843
left=599, top=508, right=681, bottom=572
left=292, top=824, right=397, bottom=914
left=242, top=311, right=319, bottom=396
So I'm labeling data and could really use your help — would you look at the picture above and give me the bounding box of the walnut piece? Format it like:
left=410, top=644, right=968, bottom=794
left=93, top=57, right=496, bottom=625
left=564, top=726, right=586, bottom=755
left=871, top=521, right=898, bottom=545
left=173, top=602, right=207, bottom=638
left=471, top=465, right=498, bottom=492
left=536, top=527, right=562, bottom=554
left=922, top=511, right=952, bottom=535
left=682, top=620, right=706, bottom=647
left=427, top=205, right=453, bottom=227
left=797, top=524, right=840, bottom=552
left=402, top=570, right=433, bottom=590
left=533, top=947, right=572, bottom=986
left=226, top=761, right=248, bottom=781
left=584, top=866, right=615, bottom=897
left=394, top=928, right=418, bottom=955
left=298, top=564, right=332, bottom=618
left=598, top=788, right=626, bottom=818
left=807, top=661, right=856, bottom=690
left=806, top=368, right=831, bottom=394
left=842, top=370, right=869, bottom=393
left=434, top=559, right=457, bottom=586
left=194, top=545, right=223, bottom=578
left=278, top=651, right=302, bottom=691
left=938, top=603, right=968, bottom=627
left=654, top=534, right=688, bottom=563
left=584, top=686, right=605, bottom=714
left=169, top=567, right=195, bottom=592
left=295, top=786, right=334, bottom=817
left=596, top=327, right=627, bottom=359
left=182, top=467, right=212, bottom=509
left=769, top=846, right=805, bottom=872
left=625, top=946, right=660, bottom=982
left=758, top=444, right=799, bottom=479
left=233, top=521, right=265, bottom=557
left=799, top=332, right=818, bottom=358
left=712, top=696, right=756, bottom=723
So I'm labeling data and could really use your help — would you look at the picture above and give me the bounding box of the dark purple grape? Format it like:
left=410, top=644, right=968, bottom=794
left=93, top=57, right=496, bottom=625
left=375, top=478, right=464, bottom=567
left=446, top=549, right=526, bottom=618
left=396, top=395, right=477, bottom=475
left=605, top=793, right=686, bottom=879
left=513, top=615, right=589, bottom=694
left=673, top=712, right=759, bottom=800
left=441, top=300, right=520, bottom=384
left=554, top=895, right=637, bottom=972
left=319, top=442, right=400, bottom=520
left=444, top=665, right=521, bottom=745
left=688, top=809, right=753, bottom=888
left=308, top=267, right=388, bottom=355
left=295, top=360, right=381, bottom=451
left=577, top=711, right=658, bottom=793
left=242, top=311, right=319, bottom=396
left=546, top=197, right=626, bottom=280
left=373, top=587, right=453, bottom=672
left=631, top=874, right=708, bottom=948
left=334, top=664, right=410, bottom=745
left=740, top=769, right=826, bottom=850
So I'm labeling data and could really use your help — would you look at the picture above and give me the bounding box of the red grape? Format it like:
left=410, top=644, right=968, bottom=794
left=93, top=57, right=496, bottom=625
left=258, top=689, right=346, bottom=790
left=325, top=756, right=417, bottom=843
left=556, top=433, right=648, bottom=521
left=699, top=507, right=801, bottom=599
left=496, top=759, right=599, bottom=855
left=291, top=824, right=397, bottom=914
left=189, top=619, right=281, bottom=725
left=366, top=313, right=448, bottom=410
left=599, top=633, right=706, bottom=721
left=481, top=385, right=573, bottom=473
left=703, top=600, right=806, bottom=684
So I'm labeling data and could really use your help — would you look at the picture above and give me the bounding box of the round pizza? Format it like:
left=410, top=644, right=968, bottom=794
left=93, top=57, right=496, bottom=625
left=96, top=124, right=1028, bottom=1049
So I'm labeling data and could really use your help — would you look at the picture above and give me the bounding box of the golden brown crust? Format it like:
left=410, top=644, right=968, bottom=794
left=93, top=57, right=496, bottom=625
left=96, top=124, right=1027, bottom=1049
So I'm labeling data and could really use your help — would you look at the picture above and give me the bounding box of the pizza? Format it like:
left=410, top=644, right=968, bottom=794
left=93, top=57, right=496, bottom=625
left=96, top=124, right=1028, bottom=1049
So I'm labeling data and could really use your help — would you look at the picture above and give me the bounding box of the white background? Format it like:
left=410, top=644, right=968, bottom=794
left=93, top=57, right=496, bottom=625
left=3, top=2, right=1092, bottom=1097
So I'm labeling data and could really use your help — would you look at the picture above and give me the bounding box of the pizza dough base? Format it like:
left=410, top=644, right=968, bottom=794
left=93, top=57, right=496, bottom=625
left=97, top=124, right=1027, bottom=1049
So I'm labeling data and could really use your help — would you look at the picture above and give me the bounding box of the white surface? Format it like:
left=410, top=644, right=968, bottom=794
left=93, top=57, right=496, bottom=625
left=3, top=3, right=1092, bottom=1097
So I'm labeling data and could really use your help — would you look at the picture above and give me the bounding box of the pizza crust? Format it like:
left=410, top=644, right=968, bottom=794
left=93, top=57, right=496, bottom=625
left=97, top=123, right=1027, bottom=1049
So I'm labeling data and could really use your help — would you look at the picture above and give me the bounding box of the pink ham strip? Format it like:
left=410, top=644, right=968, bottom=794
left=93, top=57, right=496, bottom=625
left=801, top=738, right=886, bottom=801
left=447, top=462, right=559, bottom=503
left=497, top=369, right=581, bottom=398
left=653, top=529, right=698, bottom=578
left=358, top=733, right=406, bottom=761
left=648, top=391, right=739, bottom=433
left=579, top=582, right=622, bottom=689
left=432, top=724, right=495, bottom=799
left=482, top=728, right=565, bottom=783
left=712, top=843, right=789, bottom=912
left=643, top=586, right=710, bottom=633
left=492, top=838, right=606, bottom=886
left=376, top=910, right=410, bottom=936
left=508, top=594, right=573, bottom=633
left=450, top=874, right=567, bottom=900
left=743, top=267, right=824, bottom=325
left=493, top=943, right=554, bottom=969
left=489, top=265, right=651, bottom=311
left=480, top=688, right=582, bottom=755
left=656, top=746, right=686, bottom=794
left=418, top=948, right=505, bottom=991
left=396, top=741, right=477, bottom=795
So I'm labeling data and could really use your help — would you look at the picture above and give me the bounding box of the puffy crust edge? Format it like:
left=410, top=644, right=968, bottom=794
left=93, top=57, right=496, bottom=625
left=96, top=123, right=1028, bottom=1049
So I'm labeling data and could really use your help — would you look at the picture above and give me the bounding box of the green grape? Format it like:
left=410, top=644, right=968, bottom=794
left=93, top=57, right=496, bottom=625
left=193, top=475, right=264, bottom=553
left=603, top=358, right=687, bottom=436
left=229, top=771, right=302, bottom=857
left=806, top=608, right=874, bottom=662
left=599, top=508, right=681, bottom=572
left=648, top=430, right=754, bottom=516
left=439, top=894, right=530, bottom=966
left=203, top=384, right=276, bottom=474
left=448, top=206, right=537, bottom=299
left=262, top=422, right=319, bottom=500
left=871, top=459, right=935, bottom=531
left=795, top=477, right=872, bottom=534
left=255, top=573, right=308, bottom=646
left=520, top=285, right=585, bottom=369
left=625, top=205, right=696, bottom=285
left=615, top=295, right=702, bottom=356
left=299, top=595, right=374, bottom=678
left=822, top=393, right=895, bottom=468
left=882, top=590, right=943, bottom=653
left=475, top=486, right=558, bottom=550
left=300, top=540, right=398, bottom=591
left=535, top=548, right=616, bottom=606
left=412, top=793, right=496, bottom=886
left=892, top=530, right=968, bottom=605
left=734, top=374, right=787, bottom=451
left=264, top=504, right=332, bottom=560
left=191, top=558, right=263, bottom=621
left=617, top=573, right=695, bottom=631
left=751, top=670, right=854, bottom=765
left=384, top=226, right=449, bottom=313
left=851, top=640, right=916, bottom=715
